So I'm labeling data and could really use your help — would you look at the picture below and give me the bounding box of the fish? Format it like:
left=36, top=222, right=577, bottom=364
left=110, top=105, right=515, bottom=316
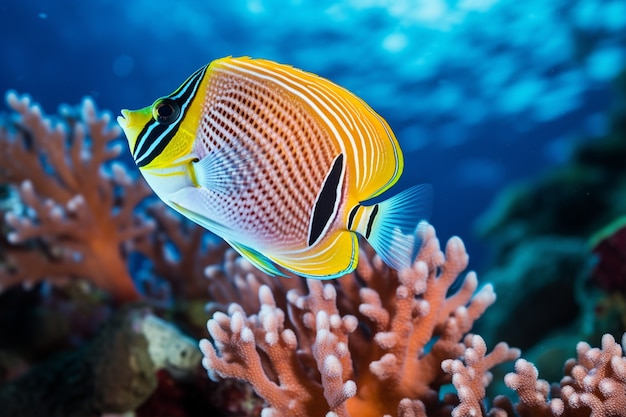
left=117, top=57, right=432, bottom=279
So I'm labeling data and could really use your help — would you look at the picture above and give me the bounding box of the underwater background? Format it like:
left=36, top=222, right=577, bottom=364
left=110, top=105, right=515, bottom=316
left=2, top=0, right=624, bottom=269
left=0, top=1, right=625, bottom=416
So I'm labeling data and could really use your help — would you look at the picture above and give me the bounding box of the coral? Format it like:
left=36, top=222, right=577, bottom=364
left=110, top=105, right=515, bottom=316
left=0, top=91, right=219, bottom=307
left=497, top=333, right=626, bottom=417
left=0, top=92, right=154, bottom=302
left=200, top=223, right=520, bottom=417
left=0, top=307, right=200, bottom=417
left=1, top=93, right=623, bottom=417
left=442, top=335, right=519, bottom=417
left=129, top=203, right=225, bottom=299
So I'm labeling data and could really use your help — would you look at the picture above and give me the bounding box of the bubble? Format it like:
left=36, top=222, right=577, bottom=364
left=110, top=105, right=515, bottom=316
left=113, top=55, right=135, bottom=78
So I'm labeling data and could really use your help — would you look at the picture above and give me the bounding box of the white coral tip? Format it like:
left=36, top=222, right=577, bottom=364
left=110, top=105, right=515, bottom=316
left=67, top=194, right=85, bottom=211
left=282, top=329, right=297, bottom=347
left=7, top=232, right=20, bottom=244
left=259, top=285, right=275, bottom=306
left=199, top=338, right=213, bottom=354
left=265, top=331, right=278, bottom=346
left=329, top=314, right=342, bottom=329
left=342, top=315, right=358, bottom=332
left=20, top=180, right=33, bottom=193
left=316, top=310, right=330, bottom=330
left=323, top=355, right=342, bottom=377
left=241, top=327, right=255, bottom=343
left=322, top=283, right=336, bottom=300
left=230, top=311, right=245, bottom=333
left=343, top=380, right=357, bottom=398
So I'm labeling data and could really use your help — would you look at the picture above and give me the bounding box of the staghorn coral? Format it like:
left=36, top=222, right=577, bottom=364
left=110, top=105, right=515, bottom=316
left=129, top=202, right=228, bottom=304
left=0, top=92, right=153, bottom=302
left=0, top=91, right=218, bottom=306
left=442, top=335, right=519, bottom=417
left=495, top=333, right=626, bottom=417
left=200, top=223, right=521, bottom=417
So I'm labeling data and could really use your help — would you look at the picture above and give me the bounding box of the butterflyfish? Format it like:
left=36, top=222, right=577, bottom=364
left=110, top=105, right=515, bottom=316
left=118, top=57, right=432, bottom=279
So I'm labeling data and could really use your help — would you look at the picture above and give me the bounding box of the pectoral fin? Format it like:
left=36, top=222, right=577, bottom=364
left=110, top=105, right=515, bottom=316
left=190, top=149, right=251, bottom=193
left=169, top=200, right=232, bottom=238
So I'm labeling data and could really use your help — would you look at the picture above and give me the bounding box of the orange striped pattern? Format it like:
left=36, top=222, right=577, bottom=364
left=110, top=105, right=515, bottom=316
left=120, top=57, right=410, bottom=278
left=195, top=57, right=403, bottom=255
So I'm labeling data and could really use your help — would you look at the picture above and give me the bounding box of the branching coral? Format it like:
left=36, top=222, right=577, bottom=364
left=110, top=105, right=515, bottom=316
left=497, top=333, right=626, bottom=417
left=129, top=203, right=228, bottom=302
left=442, top=335, right=519, bottom=417
left=200, top=224, right=520, bottom=417
left=0, top=92, right=217, bottom=305
left=0, top=92, right=155, bottom=302
left=2, top=93, right=624, bottom=417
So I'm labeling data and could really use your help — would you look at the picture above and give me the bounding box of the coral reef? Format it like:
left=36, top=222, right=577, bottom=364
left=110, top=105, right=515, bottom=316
left=201, top=227, right=626, bottom=417
left=497, top=333, right=626, bottom=417
left=200, top=223, right=521, bottom=417
left=1, top=92, right=625, bottom=417
left=0, top=92, right=153, bottom=302
left=0, top=307, right=200, bottom=417
left=0, top=92, right=220, bottom=310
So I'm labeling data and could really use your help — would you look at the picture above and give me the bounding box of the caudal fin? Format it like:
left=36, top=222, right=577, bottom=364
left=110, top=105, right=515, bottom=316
left=357, top=184, right=433, bottom=271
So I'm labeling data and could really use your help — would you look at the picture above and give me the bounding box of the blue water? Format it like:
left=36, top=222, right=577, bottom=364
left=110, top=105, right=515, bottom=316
left=1, top=0, right=624, bottom=270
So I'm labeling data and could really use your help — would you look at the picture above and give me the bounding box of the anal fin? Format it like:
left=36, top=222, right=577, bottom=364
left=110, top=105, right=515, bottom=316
left=272, top=231, right=358, bottom=280
left=227, top=240, right=286, bottom=277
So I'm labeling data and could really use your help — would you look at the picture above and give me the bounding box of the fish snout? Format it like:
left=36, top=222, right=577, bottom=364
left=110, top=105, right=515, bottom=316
left=116, top=106, right=153, bottom=154
left=117, top=109, right=131, bottom=129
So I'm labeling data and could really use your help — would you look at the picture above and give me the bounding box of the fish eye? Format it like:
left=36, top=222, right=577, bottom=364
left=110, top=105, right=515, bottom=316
left=152, top=98, right=180, bottom=125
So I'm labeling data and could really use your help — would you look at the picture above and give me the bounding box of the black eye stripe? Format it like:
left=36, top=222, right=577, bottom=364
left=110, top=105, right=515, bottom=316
left=133, top=65, right=208, bottom=166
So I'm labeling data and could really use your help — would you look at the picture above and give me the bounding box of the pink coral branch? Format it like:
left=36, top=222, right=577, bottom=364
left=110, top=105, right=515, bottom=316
left=442, top=335, right=520, bottom=417
left=0, top=92, right=154, bottom=302
left=201, top=223, right=517, bottom=417
left=504, top=332, right=626, bottom=417
left=201, top=283, right=355, bottom=417
left=129, top=202, right=228, bottom=301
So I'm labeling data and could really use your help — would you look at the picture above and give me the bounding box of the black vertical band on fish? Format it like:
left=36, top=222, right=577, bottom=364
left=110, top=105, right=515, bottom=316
left=347, top=204, right=360, bottom=230
left=365, top=204, right=379, bottom=239
left=308, top=153, right=344, bottom=246
left=135, top=65, right=208, bottom=167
